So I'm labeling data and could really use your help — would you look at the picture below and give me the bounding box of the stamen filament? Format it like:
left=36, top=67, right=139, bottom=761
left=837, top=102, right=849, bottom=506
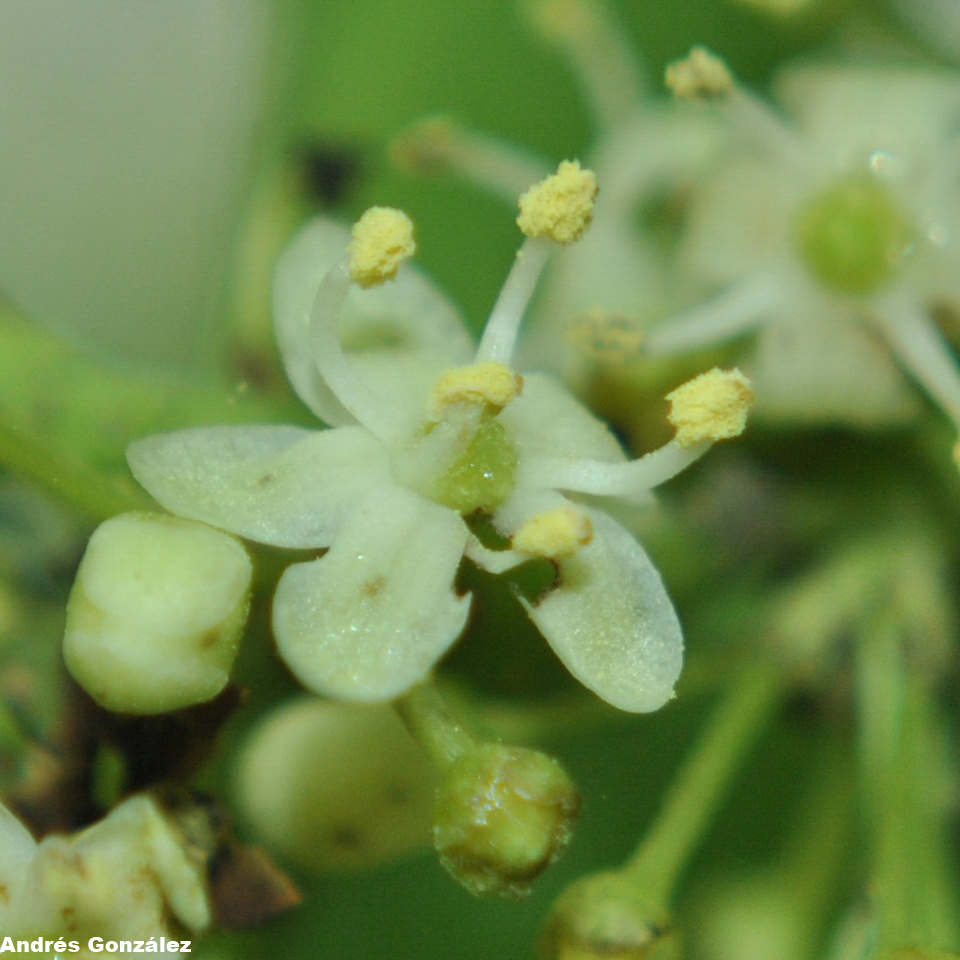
left=528, top=0, right=646, bottom=133
left=309, top=256, right=396, bottom=443
left=874, top=296, right=960, bottom=427
left=476, top=236, right=554, bottom=364
left=644, top=274, right=780, bottom=356
left=518, top=437, right=712, bottom=498
left=392, top=119, right=552, bottom=202
left=394, top=677, right=477, bottom=770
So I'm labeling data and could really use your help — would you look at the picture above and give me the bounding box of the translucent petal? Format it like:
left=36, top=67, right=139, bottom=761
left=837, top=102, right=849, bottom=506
left=127, top=424, right=391, bottom=548
left=273, top=485, right=471, bottom=703
left=518, top=504, right=683, bottom=713
left=273, top=217, right=475, bottom=427
left=499, top=372, right=626, bottom=467
left=750, top=313, right=919, bottom=426
left=777, top=64, right=960, bottom=164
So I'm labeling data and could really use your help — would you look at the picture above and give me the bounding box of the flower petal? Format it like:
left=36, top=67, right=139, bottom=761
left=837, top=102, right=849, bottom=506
left=516, top=502, right=683, bottom=713
left=273, top=485, right=471, bottom=702
left=273, top=217, right=475, bottom=427
left=499, top=372, right=627, bottom=465
left=127, top=425, right=391, bottom=547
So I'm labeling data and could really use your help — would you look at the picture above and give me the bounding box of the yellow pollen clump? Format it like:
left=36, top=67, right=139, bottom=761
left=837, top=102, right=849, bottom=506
left=665, top=47, right=733, bottom=101
left=429, top=362, right=523, bottom=419
left=567, top=309, right=645, bottom=365
left=666, top=367, right=754, bottom=447
left=517, top=160, right=599, bottom=244
left=390, top=118, right=458, bottom=176
left=348, top=207, right=416, bottom=288
left=512, top=506, right=594, bottom=559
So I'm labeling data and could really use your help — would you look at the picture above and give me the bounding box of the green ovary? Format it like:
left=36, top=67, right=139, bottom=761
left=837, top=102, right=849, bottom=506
left=796, top=175, right=914, bottom=295
left=434, top=418, right=518, bottom=514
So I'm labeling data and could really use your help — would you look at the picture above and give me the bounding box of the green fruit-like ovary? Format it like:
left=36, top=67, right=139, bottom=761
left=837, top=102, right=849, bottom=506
left=434, top=418, right=518, bottom=514
left=796, top=174, right=914, bottom=295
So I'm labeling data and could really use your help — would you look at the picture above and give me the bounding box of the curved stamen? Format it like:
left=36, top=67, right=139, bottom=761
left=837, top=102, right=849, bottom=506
left=644, top=274, right=780, bottom=357
left=475, top=236, right=554, bottom=364
left=309, top=255, right=398, bottom=444
left=527, top=0, right=647, bottom=133
left=874, top=295, right=960, bottom=427
left=518, top=438, right=712, bottom=498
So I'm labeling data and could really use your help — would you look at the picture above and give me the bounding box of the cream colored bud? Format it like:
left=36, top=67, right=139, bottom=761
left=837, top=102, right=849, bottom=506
left=13, top=794, right=210, bottom=941
left=666, top=367, right=754, bottom=446
left=64, top=512, right=251, bottom=715
left=236, top=698, right=437, bottom=871
left=433, top=743, right=580, bottom=898
left=348, top=206, right=416, bottom=287
left=541, top=871, right=677, bottom=960
left=517, top=160, right=598, bottom=244
left=665, top=47, right=733, bottom=101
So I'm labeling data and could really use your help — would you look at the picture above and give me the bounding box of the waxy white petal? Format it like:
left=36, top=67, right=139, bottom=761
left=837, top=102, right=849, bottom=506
left=273, top=217, right=475, bottom=428
left=518, top=504, right=683, bottom=713
left=273, top=485, right=471, bottom=703
left=128, top=424, right=391, bottom=548
left=499, top=372, right=627, bottom=465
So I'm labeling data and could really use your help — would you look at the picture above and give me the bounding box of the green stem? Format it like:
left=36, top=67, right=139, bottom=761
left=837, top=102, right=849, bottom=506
left=856, top=621, right=960, bottom=954
left=0, top=420, right=148, bottom=521
left=394, top=678, right=477, bottom=770
left=624, top=659, right=782, bottom=907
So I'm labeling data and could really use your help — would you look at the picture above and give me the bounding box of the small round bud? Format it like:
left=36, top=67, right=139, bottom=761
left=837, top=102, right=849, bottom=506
left=666, top=367, right=754, bottom=446
left=541, top=871, right=678, bottom=960
left=64, top=513, right=251, bottom=715
left=517, top=160, right=598, bottom=244
left=236, top=698, right=437, bottom=871
left=348, top=206, right=416, bottom=287
left=665, top=47, right=733, bottom=101
left=433, top=743, right=580, bottom=898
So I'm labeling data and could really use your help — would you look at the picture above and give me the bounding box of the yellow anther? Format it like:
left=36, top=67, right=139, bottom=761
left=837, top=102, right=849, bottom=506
left=666, top=367, right=754, bottom=446
left=348, top=207, right=416, bottom=288
left=512, top=506, right=594, bottom=559
left=953, top=437, right=960, bottom=472
left=517, top=160, right=599, bottom=244
left=567, top=309, right=645, bottom=365
left=429, top=362, right=523, bottom=419
left=390, top=118, right=458, bottom=176
left=665, top=47, right=733, bottom=101
left=528, top=0, right=599, bottom=43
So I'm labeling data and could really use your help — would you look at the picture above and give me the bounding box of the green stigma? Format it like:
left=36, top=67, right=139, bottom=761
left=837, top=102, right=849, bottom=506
left=433, top=417, right=518, bottom=514
left=796, top=174, right=914, bottom=295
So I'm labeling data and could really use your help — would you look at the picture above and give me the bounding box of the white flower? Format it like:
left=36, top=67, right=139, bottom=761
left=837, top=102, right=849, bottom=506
left=127, top=165, right=752, bottom=712
left=0, top=794, right=209, bottom=943
left=648, top=53, right=960, bottom=437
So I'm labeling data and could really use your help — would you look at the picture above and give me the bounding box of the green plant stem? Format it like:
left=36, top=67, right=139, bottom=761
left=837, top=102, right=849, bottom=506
left=625, top=658, right=782, bottom=907
left=394, top=677, right=478, bottom=770
left=0, top=420, right=148, bottom=521
left=856, top=620, right=960, bottom=954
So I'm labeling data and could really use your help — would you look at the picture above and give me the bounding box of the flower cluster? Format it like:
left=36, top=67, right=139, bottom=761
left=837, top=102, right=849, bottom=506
left=122, top=162, right=751, bottom=713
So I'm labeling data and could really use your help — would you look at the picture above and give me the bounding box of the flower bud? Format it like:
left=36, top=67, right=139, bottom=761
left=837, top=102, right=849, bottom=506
left=236, top=698, right=437, bottom=870
left=541, top=871, right=677, bottom=960
left=433, top=742, right=580, bottom=897
left=64, top=512, right=252, bottom=714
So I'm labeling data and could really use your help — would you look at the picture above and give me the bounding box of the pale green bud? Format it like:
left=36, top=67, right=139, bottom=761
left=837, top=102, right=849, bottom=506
left=433, top=742, right=580, bottom=898
left=236, top=698, right=438, bottom=870
left=64, top=512, right=251, bottom=714
left=541, top=871, right=677, bottom=960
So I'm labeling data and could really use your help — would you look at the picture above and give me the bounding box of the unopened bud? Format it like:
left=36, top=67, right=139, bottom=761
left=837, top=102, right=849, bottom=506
left=237, top=698, right=437, bottom=870
left=64, top=513, right=252, bottom=715
left=541, top=871, right=677, bottom=960
left=433, top=742, right=580, bottom=898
